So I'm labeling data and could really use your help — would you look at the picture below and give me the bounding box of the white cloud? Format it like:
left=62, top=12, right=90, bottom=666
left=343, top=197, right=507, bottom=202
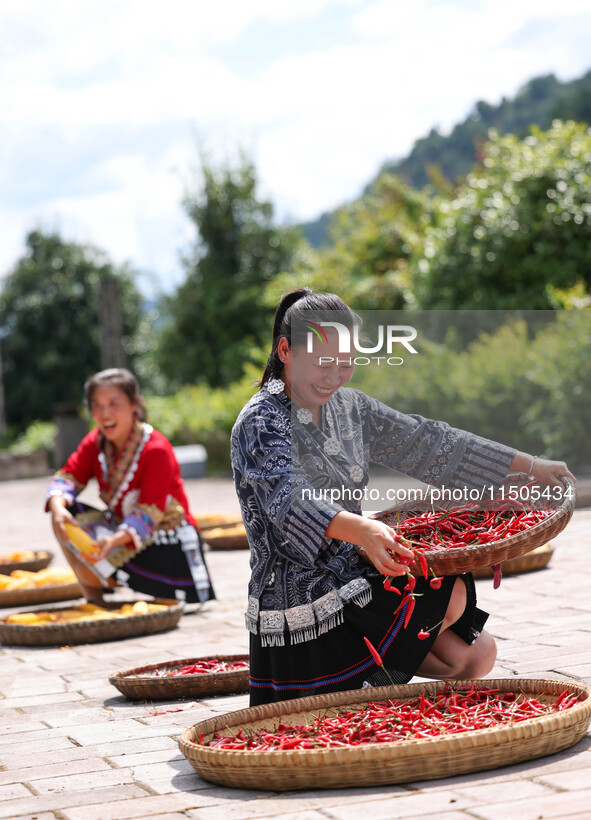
left=0, top=0, right=589, bottom=288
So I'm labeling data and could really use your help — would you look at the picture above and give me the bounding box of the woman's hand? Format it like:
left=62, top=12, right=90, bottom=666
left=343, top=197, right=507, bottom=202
left=531, top=458, right=576, bottom=488
left=510, top=452, right=576, bottom=488
left=90, top=531, right=132, bottom=563
left=356, top=519, right=415, bottom=577
left=48, top=495, right=75, bottom=541
left=325, top=511, right=413, bottom=577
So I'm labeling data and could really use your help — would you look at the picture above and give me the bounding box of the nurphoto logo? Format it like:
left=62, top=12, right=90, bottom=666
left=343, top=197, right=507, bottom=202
left=306, top=320, right=419, bottom=366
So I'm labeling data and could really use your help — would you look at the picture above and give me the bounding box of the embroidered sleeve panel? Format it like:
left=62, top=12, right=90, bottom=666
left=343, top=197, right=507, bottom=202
left=45, top=471, right=84, bottom=510
left=359, top=391, right=515, bottom=489
left=119, top=504, right=162, bottom=551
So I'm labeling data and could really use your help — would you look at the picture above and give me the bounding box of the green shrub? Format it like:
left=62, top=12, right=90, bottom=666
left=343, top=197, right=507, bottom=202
left=9, top=421, right=57, bottom=457
left=146, top=364, right=261, bottom=472
left=355, top=312, right=589, bottom=468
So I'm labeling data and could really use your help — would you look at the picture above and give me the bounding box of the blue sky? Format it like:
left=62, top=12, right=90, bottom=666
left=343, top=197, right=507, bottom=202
left=1, top=0, right=590, bottom=294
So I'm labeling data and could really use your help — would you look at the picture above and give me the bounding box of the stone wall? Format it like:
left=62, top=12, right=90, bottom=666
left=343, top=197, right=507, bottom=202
left=0, top=450, right=51, bottom=481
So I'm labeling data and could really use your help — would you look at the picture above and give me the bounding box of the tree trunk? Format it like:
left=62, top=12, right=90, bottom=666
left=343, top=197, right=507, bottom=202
left=99, top=276, right=125, bottom=369
left=0, top=342, right=6, bottom=438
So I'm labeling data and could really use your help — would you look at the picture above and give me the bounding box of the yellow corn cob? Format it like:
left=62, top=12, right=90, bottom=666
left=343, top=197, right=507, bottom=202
left=64, top=523, right=99, bottom=556
left=5, top=612, right=54, bottom=624
left=3, top=577, right=30, bottom=590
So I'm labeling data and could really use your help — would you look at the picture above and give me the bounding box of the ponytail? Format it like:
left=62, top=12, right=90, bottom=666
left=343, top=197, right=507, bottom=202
left=259, top=288, right=312, bottom=386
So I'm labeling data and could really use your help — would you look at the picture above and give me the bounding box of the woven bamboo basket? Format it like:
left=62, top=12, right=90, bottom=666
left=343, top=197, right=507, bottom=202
left=472, top=544, right=554, bottom=579
left=202, top=523, right=249, bottom=551
left=110, top=654, right=250, bottom=700
left=197, top=514, right=243, bottom=531
left=0, top=551, right=53, bottom=574
left=0, top=598, right=184, bottom=646
left=371, top=474, right=575, bottom=575
left=179, top=677, right=591, bottom=791
left=0, top=582, right=83, bottom=608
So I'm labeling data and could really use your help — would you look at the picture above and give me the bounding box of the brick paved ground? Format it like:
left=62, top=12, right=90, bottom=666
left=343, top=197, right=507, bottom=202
left=0, top=474, right=590, bottom=820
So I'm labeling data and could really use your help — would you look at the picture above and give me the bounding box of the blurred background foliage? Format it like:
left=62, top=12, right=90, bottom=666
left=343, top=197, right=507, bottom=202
left=1, top=69, right=590, bottom=472
left=355, top=312, right=590, bottom=467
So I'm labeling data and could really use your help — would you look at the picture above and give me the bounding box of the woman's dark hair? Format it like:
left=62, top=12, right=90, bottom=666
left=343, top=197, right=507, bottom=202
left=260, top=288, right=359, bottom=386
left=84, top=368, right=147, bottom=422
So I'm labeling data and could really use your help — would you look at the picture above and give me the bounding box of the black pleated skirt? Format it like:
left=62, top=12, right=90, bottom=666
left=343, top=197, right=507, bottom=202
left=249, top=572, right=487, bottom=706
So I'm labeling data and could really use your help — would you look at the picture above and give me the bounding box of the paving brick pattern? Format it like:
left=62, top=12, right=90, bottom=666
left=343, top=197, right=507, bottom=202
left=0, top=475, right=590, bottom=819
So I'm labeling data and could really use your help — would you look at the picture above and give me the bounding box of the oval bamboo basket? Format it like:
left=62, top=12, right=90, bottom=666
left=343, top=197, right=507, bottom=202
left=372, top=475, right=574, bottom=576
left=0, top=582, right=83, bottom=608
left=179, top=677, right=591, bottom=791
left=472, top=543, right=554, bottom=579
left=110, top=654, right=250, bottom=700
left=0, top=598, right=184, bottom=646
left=0, top=551, right=53, bottom=574
left=197, top=513, right=243, bottom=531
left=202, top=523, right=249, bottom=551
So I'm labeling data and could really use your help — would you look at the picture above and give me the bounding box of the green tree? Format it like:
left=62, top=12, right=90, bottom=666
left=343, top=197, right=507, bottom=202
left=156, top=154, right=300, bottom=388
left=416, top=121, right=591, bottom=309
left=0, top=230, right=143, bottom=428
left=266, top=174, right=431, bottom=310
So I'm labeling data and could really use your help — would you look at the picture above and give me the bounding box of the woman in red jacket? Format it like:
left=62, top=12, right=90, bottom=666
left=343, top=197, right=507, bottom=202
left=46, top=368, right=215, bottom=605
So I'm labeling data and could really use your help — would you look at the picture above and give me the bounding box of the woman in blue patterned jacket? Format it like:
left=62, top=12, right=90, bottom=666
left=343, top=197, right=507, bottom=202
left=231, top=288, right=574, bottom=705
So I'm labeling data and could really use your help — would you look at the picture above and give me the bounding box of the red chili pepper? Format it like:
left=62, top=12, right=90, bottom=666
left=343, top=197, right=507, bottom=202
left=429, top=576, right=443, bottom=590
left=383, top=577, right=401, bottom=594
left=403, top=595, right=416, bottom=628
left=416, top=551, right=429, bottom=579
left=363, top=636, right=383, bottom=666
left=417, top=629, right=430, bottom=640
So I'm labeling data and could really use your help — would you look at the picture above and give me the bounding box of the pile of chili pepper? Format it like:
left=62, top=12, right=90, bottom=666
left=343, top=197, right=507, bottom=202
left=195, top=685, right=579, bottom=750
left=140, top=659, right=249, bottom=678
left=384, top=504, right=555, bottom=623
left=389, top=504, right=553, bottom=555
left=172, top=659, right=249, bottom=676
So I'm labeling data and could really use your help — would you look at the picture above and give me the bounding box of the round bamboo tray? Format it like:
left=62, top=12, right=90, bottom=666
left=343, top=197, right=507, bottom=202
left=0, top=598, right=184, bottom=646
left=202, top=523, right=249, bottom=551
left=472, top=543, right=554, bottom=579
left=110, top=654, right=250, bottom=700
left=0, top=582, right=83, bottom=608
left=179, top=677, right=591, bottom=791
left=371, top=475, right=574, bottom=576
left=0, top=551, right=53, bottom=574
left=197, top=514, right=243, bottom=531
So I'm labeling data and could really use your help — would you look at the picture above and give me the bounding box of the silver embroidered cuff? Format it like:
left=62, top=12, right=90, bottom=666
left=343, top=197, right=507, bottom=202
left=259, top=609, right=286, bottom=647
left=245, top=596, right=260, bottom=635
left=339, top=577, right=372, bottom=607
left=313, top=590, right=344, bottom=635
left=285, top=603, right=317, bottom=645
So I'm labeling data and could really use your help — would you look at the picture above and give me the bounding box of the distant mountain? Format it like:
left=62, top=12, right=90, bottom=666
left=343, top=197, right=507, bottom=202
left=301, top=69, right=591, bottom=247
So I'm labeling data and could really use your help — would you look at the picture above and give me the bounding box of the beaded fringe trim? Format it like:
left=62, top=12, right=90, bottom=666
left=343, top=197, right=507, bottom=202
left=247, top=577, right=372, bottom=647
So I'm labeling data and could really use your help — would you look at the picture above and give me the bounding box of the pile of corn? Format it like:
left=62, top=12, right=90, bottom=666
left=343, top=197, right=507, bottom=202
left=0, top=550, right=48, bottom=563
left=0, top=568, right=78, bottom=591
left=5, top=600, right=167, bottom=625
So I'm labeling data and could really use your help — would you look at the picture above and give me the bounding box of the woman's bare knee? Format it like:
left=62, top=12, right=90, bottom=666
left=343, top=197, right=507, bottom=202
left=441, top=577, right=467, bottom=631
left=456, top=631, right=497, bottom=679
left=417, top=629, right=497, bottom=680
left=464, top=630, right=497, bottom=678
